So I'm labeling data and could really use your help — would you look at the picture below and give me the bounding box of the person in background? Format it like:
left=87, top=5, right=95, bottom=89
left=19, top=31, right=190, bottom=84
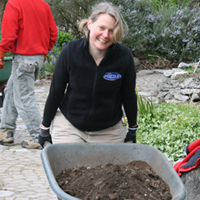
left=0, top=0, right=58, bottom=149
left=39, top=2, right=138, bottom=147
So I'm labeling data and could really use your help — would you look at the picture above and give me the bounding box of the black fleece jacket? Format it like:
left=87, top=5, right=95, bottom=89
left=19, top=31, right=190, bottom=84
left=42, top=38, right=137, bottom=131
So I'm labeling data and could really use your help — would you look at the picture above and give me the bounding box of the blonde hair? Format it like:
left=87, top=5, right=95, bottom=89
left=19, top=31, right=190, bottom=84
left=78, top=2, right=128, bottom=43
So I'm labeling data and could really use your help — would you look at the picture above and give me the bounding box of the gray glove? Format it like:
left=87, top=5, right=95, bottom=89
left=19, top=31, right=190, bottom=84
left=39, top=128, right=52, bottom=147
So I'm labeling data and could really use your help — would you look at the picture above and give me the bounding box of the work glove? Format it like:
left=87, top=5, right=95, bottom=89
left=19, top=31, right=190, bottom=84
left=185, top=139, right=200, bottom=155
left=0, top=51, right=6, bottom=69
left=181, top=149, right=200, bottom=169
left=173, top=139, right=200, bottom=176
left=124, top=129, right=137, bottom=143
left=124, top=123, right=139, bottom=143
left=39, top=127, right=52, bottom=148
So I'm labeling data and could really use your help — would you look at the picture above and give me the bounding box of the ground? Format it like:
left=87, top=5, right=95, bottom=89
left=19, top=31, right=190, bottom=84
left=56, top=160, right=172, bottom=200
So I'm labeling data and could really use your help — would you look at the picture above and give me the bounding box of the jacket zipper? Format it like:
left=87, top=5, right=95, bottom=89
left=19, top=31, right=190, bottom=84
left=86, top=66, right=98, bottom=130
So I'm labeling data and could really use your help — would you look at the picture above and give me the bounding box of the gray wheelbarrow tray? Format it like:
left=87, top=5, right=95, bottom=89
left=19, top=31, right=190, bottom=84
left=41, top=143, right=186, bottom=200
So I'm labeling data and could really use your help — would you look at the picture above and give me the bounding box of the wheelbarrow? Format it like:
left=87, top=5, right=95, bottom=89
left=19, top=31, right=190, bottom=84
left=41, top=143, right=186, bottom=200
left=0, top=57, right=12, bottom=107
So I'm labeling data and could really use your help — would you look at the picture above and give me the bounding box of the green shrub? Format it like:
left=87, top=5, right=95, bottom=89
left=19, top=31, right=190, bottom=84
left=121, top=1, right=200, bottom=62
left=56, top=30, right=74, bottom=47
left=39, top=31, right=74, bottom=78
left=125, top=88, right=200, bottom=163
left=137, top=102, right=200, bottom=163
left=2, top=0, right=199, bottom=63
left=136, top=87, right=154, bottom=117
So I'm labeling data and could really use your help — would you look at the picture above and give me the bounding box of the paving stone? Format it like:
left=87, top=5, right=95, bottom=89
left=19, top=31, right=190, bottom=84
left=0, top=145, right=6, bottom=150
left=0, top=190, right=14, bottom=197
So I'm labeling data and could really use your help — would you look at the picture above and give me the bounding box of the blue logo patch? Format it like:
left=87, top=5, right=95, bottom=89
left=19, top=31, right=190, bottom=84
left=103, top=72, right=122, bottom=81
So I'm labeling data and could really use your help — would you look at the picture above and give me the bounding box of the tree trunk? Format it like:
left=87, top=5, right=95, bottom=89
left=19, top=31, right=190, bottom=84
left=0, top=0, right=5, bottom=29
left=181, top=165, right=200, bottom=200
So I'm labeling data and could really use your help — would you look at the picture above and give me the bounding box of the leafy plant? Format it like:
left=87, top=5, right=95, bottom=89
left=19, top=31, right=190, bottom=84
left=137, top=102, right=200, bottom=163
left=2, top=0, right=200, bottom=63
left=127, top=86, right=200, bottom=164
left=56, top=31, right=74, bottom=47
left=136, top=87, right=154, bottom=117
left=45, top=0, right=96, bottom=38
left=108, top=0, right=200, bottom=62
left=39, top=31, right=74, bottom=78
left=184, top=67, right=200, bottom=74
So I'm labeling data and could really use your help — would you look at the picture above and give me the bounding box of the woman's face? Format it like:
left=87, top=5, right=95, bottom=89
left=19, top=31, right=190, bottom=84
left=87, top=13, right=116, bottom=52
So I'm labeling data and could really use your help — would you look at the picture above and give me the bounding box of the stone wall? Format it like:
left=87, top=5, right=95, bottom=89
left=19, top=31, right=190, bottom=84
left=157, top=67, right=200, bottom=103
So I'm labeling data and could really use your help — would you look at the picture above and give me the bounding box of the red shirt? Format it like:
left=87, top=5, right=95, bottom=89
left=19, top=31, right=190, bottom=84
left=0, top=0, right=58, bottom=55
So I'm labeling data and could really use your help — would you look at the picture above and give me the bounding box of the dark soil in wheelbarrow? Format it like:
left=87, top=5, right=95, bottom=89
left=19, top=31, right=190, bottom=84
left=56, top=160, right=172, bottom=200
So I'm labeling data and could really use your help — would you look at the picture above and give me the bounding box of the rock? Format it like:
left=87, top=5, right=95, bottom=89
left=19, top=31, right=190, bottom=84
left=173, top=93, right=190, bottom=102
left=181, top=89, right=200, bottom=95
left=178, top=62, right=197, bottom=69
left=164, top=93, right=173, bottom=100
left=34, top=79, right=43, bottom=86
left=133, top=57, right=140, bottom=67
left=137, top=70, right=154, bottom=76
left=157, top=91, right=168, bottom=99
left=0, top=191, right=14, bottom=197
left=191, top=93, right=200, bottom=102
left=163, top=68, right=184, bottom=77
left=181, top=165, right=200, bottom=200
left=163, top=70, right=174, bottom=77
left=180, top=77, right=200, bottom=89
left=157, top=82, right=173, bottom=91
left=171, top=71, right=188, bottom=80
left=157, top=68, right=200, bottom=103
left=0, top=145, right=6, bottom=150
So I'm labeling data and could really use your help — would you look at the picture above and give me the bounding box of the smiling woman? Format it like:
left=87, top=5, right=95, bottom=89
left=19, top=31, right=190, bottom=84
left=87, top=13, right=116, bottom=58
left=79, top=3, right=128, bottom=66
left=39, top=2, right=138, bottom=147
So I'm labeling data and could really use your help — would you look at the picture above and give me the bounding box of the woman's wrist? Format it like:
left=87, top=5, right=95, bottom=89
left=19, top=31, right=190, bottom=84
left=40, top=124, right=50, bottom=130
left=128, top=123, right=139, bottom=130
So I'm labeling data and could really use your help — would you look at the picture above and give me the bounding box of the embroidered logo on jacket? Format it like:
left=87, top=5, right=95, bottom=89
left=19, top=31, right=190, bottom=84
left=103, top=72, right=122, bottom=81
